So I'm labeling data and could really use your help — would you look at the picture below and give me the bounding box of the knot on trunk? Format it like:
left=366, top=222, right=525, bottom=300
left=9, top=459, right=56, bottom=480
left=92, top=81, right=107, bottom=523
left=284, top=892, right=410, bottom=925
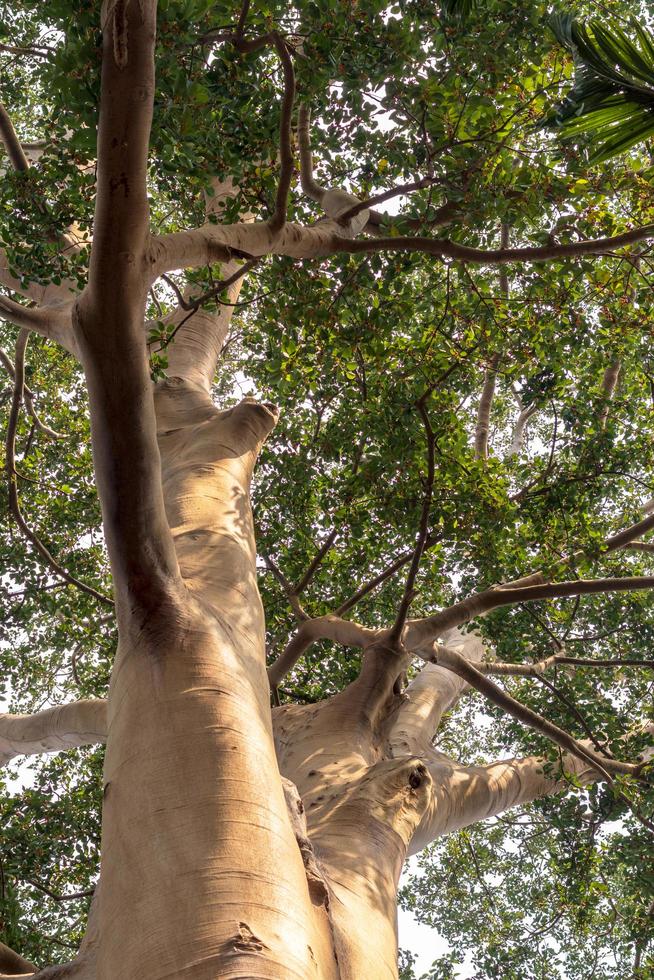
left=338, top=757, right=433, bottom=847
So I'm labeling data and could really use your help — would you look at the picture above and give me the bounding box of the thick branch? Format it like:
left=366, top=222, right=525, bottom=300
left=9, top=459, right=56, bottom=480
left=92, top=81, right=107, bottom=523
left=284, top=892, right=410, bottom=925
left=151, top=218, right=654, bottom=279
left=0, top=294, right=73, bottom=349
left=388, top=630, right=487, bottom=756
left=0, top=102, right=29, bottom=171
left=0, top=699, right=107, bottom=766
left=0, top=942, right=35, bottom=976
left=409, top=750, right=599, bottom=854
left=76, top=0, right=183, bottom=614
left=474, top=352, right=500, bottom=460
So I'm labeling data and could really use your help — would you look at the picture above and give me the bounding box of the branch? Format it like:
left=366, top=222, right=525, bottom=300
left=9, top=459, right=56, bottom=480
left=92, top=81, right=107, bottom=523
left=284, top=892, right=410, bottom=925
left=474, top=224, right=508, bottom=460
left=325, top=222, right=654, bottom=264
left=263, top=552, right=308, bottom=622
left=292, top=528, right=338, bottom=596
left=406, top=575, right=654, bottom=648
left=598, top=358, right=621, bottom=430
left=297, top=104, right=326, bottom=204
left=508, top=400, right=537, bottom=456
left=432, top=645, right=641, bottom=776
left=5, top=330, right=112, bottom=606
left=409, top=749, right=601, bottom=854
left=0, top=943, right=35, bottom=977
left=387, top=629, right=488, bottom=756
left=335, top=533, right=441, bottom=615
left=474, top=352, right=500, bottom=460
left=22, top=879, right=95, bottom=903
left=624, top=541, right=654, bottom=555
left=478, top=654, right=654, bottom=677
left=0, top=294, right=73, bottom=347
left=268, top=33, right=295, bottom=235
left=0, top=102, right=29, bottom=171
left=335, top=176, right=439, bottom=227
left=77, top=0, right=184, bottom=614
left=0, top=345, right=66, bottom=439
left=150, top=218, right=654, bottom=281
left=390, top=399, right=436, bottom=642
left=267, top=615, right=376, bottom=688
left=0, top=699, right=107, bottom=766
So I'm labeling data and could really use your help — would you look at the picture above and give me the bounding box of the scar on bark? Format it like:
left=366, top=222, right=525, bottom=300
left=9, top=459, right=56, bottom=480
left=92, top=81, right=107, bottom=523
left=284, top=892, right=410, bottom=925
left=282, top=776, right=330, bottom=906
left=232, top=922, right=267, bottom=953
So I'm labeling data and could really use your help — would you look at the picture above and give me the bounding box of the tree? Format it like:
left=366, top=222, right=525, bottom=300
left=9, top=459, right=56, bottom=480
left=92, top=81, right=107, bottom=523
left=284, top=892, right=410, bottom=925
left=0, top=1, right=653, bottom=977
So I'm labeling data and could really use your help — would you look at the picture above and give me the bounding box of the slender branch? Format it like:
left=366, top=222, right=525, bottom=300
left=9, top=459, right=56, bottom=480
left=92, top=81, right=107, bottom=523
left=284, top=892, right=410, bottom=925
left=407, top=575, right=654, bottom=647
left=292, top=528, right=338, bottom=596
left=326, top=222, right=654, bottom=265
left=389, top=399, right=436, bottom=642
left=336, top=176, right=438, bottom=226
left=159, top=259, right=260, bottom=349
left=335, top=533, right=441, bottom=615
left=624, top=541, right=654, bottom=554
left=478, top=654, right=654, bottom=676
left=263, top=553, right=308, bottom=622
left=23, top=878, right=95, bottom=902
left=268, top=33, right=295, bottom=234
left=5, top=330, right=112, bottom=606
left=0, top=346, right=65, bottom=439
left=297, top=104, right=325, bottom=203
left=267, top=615, right=376, bottom=687
left=0, top=42, right=50, bottom=57
left=433, top=645, right=641, bottom=776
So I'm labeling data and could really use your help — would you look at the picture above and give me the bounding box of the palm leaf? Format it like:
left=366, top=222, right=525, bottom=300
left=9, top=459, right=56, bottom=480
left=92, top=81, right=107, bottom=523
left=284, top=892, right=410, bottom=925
left=543, top=14, right=654, bottom=163
left=440, top=0, right=478, bottom=22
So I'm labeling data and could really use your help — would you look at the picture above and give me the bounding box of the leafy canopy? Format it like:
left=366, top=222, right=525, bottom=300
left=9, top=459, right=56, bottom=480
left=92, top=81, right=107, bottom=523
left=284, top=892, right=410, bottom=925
left=1, top=0, right=653, bottom=977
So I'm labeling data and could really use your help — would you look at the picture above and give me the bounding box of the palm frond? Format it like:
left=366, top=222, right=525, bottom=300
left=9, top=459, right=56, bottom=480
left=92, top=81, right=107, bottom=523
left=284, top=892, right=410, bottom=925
left=441, top=0, right=478, bottom=22
left=543, top=14, right=654, bottom=163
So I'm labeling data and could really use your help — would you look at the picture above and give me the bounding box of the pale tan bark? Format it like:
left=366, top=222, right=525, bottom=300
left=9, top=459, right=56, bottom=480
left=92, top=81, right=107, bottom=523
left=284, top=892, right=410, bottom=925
left=0, top=700, right=106, bottom=766
left=5, top=6, right=653, bottom=978
left=409, top=749, right=599, bottom=855
left=161, top=178, right=253, bottom=390
left=598, top=358, right=621, bottom=429
left=387, top=630, right=487, bottom=757
left=150, top=217, right=654, bottom=279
